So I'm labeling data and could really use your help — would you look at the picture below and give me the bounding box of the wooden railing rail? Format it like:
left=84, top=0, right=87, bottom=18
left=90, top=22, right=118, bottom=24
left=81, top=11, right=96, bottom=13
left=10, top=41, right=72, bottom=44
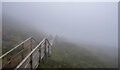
left=15, top=38, right=52, bottom=69
left=0, top=36, right=53, bottom=69
left=0, top=36, right=33, bottom=59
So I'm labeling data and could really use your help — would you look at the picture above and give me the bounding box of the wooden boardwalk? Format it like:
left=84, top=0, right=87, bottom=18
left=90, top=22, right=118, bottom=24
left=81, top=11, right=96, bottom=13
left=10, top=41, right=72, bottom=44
left=0, top=36, right=53, bottom=69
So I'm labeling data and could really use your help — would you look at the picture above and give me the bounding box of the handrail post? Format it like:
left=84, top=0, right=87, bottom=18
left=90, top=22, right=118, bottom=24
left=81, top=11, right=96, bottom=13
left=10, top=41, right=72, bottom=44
left=30, top=38, right=33, bottom=51
left=21, top=43, right=24, bottom=60
left=48, top=45, right=50, bottom=57
left=30, top=54, right=33, bottom=69
left=7, top=52, right=12, bottom=68
left=39, top=45, right=41, bottom=63
left=30, top=37, right=33, bottom=69
left=44, top=39, right=47, bottom=59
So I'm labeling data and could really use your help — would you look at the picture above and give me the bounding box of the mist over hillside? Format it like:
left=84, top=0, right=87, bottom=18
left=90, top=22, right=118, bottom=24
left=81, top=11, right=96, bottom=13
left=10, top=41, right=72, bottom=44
left=2, top=17, right=118, bottom=68
left=2, top=2, right=118, bottom=68
left=2, top=17, right=45, bottom=54
left=38, top=36, right=118, bottom=68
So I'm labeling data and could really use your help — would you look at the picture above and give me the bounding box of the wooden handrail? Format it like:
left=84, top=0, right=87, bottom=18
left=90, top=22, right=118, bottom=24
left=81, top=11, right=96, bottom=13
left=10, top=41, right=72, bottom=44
left=0, top=36, right=33, bottom=59
left=16, top=38, right=46, bottom=69
left=1, top=36, right=53, bottom=69
left=16, top=38, right=53, bottom=69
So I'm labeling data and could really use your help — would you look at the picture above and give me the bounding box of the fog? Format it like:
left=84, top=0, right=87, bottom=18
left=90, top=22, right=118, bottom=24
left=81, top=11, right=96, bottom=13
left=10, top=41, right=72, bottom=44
left=3, top=2, right=118, bottom=48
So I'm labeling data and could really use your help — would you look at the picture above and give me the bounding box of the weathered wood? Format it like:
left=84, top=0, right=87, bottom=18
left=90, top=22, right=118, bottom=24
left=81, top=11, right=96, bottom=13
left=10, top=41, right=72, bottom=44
left=39, top=45, right=41, bottom=63
left=0, top=37, right=33, bottom=68
left=0, top=37, right=32, bottom=59
left=44, top=39, right=47, bottom=59
left=21, top=43, right=24, bottom=60
left=30, top=54, right=33, bottom=69
left=48, top=45, right=50, bottom=57
left=16, top=38, right=45, bottom=68
left=0, top=36, right=53, bottom=69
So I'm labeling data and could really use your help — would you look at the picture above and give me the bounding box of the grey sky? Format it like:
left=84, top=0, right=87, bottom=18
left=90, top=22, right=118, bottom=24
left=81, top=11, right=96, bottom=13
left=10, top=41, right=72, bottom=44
left=3, top=2, right=118, bottom=48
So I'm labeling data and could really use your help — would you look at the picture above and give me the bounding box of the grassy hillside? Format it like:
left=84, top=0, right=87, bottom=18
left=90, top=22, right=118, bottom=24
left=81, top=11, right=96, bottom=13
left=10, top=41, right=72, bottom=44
left=38, top=38, right=109, bottom=68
